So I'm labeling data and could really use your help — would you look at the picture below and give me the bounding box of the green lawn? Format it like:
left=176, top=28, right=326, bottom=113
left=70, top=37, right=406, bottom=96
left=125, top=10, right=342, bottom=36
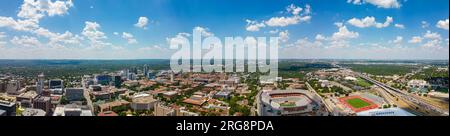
left=355, top=78, right=373, bottom=87
left=280, top=102, right=296, bottom=107
left=346, top=98, right=370, bottom=108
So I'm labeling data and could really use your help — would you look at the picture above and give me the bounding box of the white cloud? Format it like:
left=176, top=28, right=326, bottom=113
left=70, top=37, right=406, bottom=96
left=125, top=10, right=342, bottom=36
left=407, top=31, right=444, bottom=49
left=394, top=24, right=405, bottom=29
left=286, top=4, right=302, bottom=15
left=0, top=32, right=6, bottom=47
left=82, top=21, right=111, bottom=48
left=10, top=36, right=42, bottom=47
left=389, top=36, right=403, bottom=45
left=0, top=0, right=80, bottom=49
left=347, top=0, right=401, bottom=8
left=421, top=21, right=430, bottom=28
left=122, top=32, right=138, bottom=44
left=194, top=26, right=214, bottom=37
left=0, top=17, right=39, bottom=32
left=286, top=37, right=323, bottom=48
left=246, top=4, right=311, bottom=30
left=245, top=19, right=266, bottom=32
left=278, top=30, right=289, bottom=43
left=436, top=19, right=449, bottom=30
left=166, top=32, right=191, bottom=46
left=265, top=15, right=311, bottom=27
left=134, top=16, right=149, bottom=29
left=422, top=31, right=443, bottom=48
left=113, top=32, right=119, bottom=36
left=347, top=16, right=393, bottom=28
left=18, top=0, right=74, bottom=21
left=408, top=36, right=423, bottom=44
left=296, top=23, right=358, bottom=49
left=331, top=25, right=359, bottom=40
left=424, top=31, right=441, bottom=40
left=315, top=34, right=327, bottom=41
left=268, top=29, right=279, bottom=34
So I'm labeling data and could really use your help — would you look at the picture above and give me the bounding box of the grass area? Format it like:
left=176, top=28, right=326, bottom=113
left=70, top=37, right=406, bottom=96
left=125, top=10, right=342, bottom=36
left=355, top=77, right=373, bottom=87
left=343, top=64, right=417, bottom=76
left=346, top=98, right=370, bottom=108
left=280, top=102, right=296, bottom=107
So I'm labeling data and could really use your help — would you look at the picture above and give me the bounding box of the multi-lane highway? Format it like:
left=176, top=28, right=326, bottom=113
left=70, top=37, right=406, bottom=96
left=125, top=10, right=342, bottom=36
left=358, top=73, right=449, bottom=116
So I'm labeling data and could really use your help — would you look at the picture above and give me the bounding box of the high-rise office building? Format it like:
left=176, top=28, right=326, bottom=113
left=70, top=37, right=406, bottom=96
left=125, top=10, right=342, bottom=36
left=143, top=64, right=149, bottom=78
left=113, top=75, right=122, bottom=88
left=49, top=79, right=64, bottom=94
left=36, top=73, right=45, bottom=95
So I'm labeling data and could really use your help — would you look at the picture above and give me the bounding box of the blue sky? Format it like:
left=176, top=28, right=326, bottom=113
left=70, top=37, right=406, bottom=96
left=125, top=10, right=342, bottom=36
left=0, top=0, right=448, bottom=59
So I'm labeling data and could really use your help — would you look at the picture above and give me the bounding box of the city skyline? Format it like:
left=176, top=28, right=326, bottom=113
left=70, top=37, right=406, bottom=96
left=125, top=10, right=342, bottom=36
left=0, top=0, right=449, bottom=60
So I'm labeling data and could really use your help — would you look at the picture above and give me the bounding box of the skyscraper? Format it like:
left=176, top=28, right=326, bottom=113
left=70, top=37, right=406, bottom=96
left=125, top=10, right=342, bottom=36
left=36, top=73, right=45, bottom=95
left=143, top=64, right=149, bottom=79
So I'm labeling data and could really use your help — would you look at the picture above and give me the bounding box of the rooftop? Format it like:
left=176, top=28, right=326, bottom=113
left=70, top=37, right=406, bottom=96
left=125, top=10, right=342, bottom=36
left=22, top=108, right=46, bottom=116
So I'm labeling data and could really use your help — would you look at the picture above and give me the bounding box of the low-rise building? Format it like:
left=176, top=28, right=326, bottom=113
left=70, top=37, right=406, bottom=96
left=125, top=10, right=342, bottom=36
left=0, top=100, right=16, bottom=116
left=0, top=109, right=6, bottom=116
left=53, top=104, right=93, bottom=116
left=33, top=96, right=52, bottom=114
left=21, top=108, right=46, bottom=116
left=131, top=94, right=158, bottom=111
left=16, top=91, right=38, bottom=108
left=65, top=88, right=84, bottom=101
left=96, top=100, right=130, bottom=112
left=154, top=102, right=175, bottom=116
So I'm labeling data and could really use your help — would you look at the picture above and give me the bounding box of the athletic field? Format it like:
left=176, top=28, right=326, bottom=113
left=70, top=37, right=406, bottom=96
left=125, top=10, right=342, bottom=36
left=339, top=96, right=378, bottom=112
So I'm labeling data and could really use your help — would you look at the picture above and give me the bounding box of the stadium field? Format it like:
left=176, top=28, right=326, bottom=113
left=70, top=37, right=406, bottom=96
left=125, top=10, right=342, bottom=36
left=346, top=98, right=370, bottom=108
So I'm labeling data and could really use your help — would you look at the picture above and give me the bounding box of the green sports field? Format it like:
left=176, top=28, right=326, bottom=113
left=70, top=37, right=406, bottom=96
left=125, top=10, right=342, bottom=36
left=346, top=98, right=370, bottom=108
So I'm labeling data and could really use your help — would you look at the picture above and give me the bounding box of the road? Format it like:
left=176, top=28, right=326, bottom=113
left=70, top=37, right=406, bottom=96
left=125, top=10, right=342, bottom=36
left=306, top=82, right=332, bottom=114
left=83, top=89, right=94, bottom=113
left=358, top=73, right=448, bottom=116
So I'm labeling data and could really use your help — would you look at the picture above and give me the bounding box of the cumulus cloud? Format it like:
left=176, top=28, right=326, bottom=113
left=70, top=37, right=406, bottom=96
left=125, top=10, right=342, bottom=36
left=347, top=16, right=393, bottom=28
left=18, top=0, right=74, bottom=21
left=389, top=36, right=403, bottom=45
left=245, top=19, right=265, bottom=32
left=0, top=17, right=39, bottom=32
left=278, top=30, right=289, bottom=43
left=331, top=24, right=359, bottom=40
left=10, top=36, right=42, bottom=47
left=0, top=0, right=82, bottom=49
left=422, top=31, right=443, bottom=48
left=265, top=15, right=311, bottom=27
left=436, top=19, right=449, bottom=30
left=134, top=16, right=149, bottom=29
left=82, top=21, right=111, bottom=48
left=290, top=23, right=358, bottom=49
left=122, top=32, right=138, bottom=44
left=194, top=26, right=214, bottom=37
left=347, top=0, right=401, bottom=8
left=408, top=36, right=423, bottom=44
left=421, top=21, right=430, bottom=28
left=406, top=31, right=443, bottom=49
left=246, top=4, right=311, bottom=31
left=394, top=24, right=405, bottom=29
left=0, top=32, right=6, bottom=47
left=315, top=34, right=327, bottom=41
